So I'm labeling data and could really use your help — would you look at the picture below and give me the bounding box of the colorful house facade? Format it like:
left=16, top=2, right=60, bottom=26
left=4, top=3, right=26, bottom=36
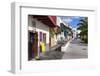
left=28, top=15, right=73, bottom=60
left=56, top=17, right=73, bottom=42
left=28, top=15, right=56, bottom=60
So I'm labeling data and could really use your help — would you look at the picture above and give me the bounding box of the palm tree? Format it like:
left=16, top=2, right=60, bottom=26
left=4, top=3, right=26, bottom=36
left=77, top=17, right=88, bottom=43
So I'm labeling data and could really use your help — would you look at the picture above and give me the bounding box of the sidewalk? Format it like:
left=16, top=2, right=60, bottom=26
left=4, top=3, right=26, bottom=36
left=38, top=51, right=64, bottom=60
left=36, top=42, right=65, bottom=60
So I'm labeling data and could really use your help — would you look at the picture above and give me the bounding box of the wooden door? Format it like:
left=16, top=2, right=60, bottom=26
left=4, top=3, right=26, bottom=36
left=32, top=32, right=38, bottom=58
left=28, top=31, right=38, bottom=60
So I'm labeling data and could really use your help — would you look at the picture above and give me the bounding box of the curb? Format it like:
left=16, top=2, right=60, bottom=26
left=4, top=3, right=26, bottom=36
left=61, top=39, right=72, bottom=52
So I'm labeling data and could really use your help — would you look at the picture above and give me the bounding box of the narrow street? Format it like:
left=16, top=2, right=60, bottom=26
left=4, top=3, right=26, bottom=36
left=62, top=38, right=88, bottom=59
left=28, top=15, right=88, bottom=61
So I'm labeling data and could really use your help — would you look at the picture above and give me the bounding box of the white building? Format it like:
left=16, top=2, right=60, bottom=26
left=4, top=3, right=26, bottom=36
left=72, top=28, right=77, bottom=38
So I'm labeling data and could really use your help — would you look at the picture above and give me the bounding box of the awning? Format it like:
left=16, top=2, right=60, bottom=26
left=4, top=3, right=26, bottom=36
left=32, top=15, right=57, bottom=27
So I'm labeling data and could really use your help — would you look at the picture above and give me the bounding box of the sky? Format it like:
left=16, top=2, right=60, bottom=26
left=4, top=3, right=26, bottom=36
left=59, top=16, right=85, bottom=28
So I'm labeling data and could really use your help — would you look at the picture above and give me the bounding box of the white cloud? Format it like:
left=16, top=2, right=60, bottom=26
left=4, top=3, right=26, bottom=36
left=62, top=18, right=73, bottom=23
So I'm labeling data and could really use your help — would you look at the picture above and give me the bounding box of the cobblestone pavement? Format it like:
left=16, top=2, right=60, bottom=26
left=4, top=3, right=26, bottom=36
left=62, top=38, right=88, bottom=59
left=37, top=51, right=64, bottom=60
